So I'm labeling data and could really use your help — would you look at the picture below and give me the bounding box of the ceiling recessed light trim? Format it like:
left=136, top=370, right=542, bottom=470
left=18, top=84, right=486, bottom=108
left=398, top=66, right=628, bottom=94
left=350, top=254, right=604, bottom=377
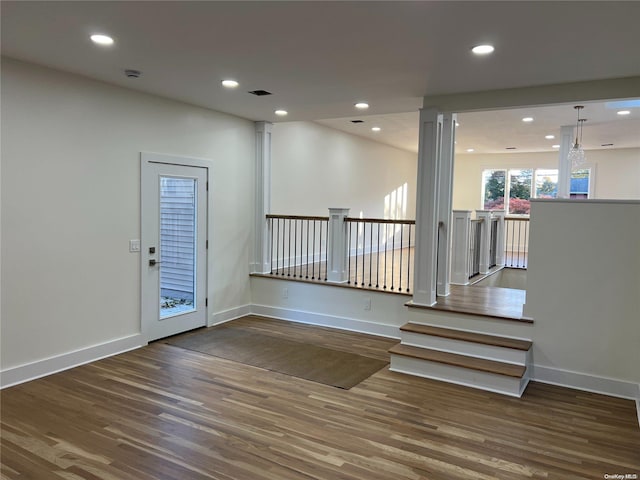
left=617, top=110, right=631, bottom=116
left=466, top=148, right=475, bottom=153
left=90, top=34, right=114, bottom=46
left=274, top=109, right=288, bottom=116
left=552, top=144, right=560, bottom=149
left=522, top=117, right=534, bottom=123
left=354, top=102, right=369, bottom=110
left=471, top=44, right=494, bottom=55
left=371, top=127, right=381, bottom=132
left=221, top=79, right=239, bottom=88
left=545, top=135, right=555, bottom=139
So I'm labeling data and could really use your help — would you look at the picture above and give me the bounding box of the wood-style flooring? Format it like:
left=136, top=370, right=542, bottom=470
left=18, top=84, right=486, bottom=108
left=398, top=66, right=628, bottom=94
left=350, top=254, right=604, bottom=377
left=2, top=316, right=639, bottom=480
left=409, top=284, right=529, bottom=321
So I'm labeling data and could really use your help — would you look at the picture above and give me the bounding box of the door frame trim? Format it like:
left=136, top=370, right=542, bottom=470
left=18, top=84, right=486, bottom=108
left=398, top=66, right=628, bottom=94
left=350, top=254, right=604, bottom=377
left=140, top=152, right=211, bottom=342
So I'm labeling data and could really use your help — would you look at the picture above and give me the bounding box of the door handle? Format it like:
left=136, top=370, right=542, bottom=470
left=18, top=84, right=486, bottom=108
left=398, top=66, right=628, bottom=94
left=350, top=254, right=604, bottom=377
left=149, top=259, right=162, bottom=266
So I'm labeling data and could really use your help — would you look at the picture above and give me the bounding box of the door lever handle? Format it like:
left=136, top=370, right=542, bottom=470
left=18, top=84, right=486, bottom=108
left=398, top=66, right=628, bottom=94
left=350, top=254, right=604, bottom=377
left=149, top=259, right=162, bottom=266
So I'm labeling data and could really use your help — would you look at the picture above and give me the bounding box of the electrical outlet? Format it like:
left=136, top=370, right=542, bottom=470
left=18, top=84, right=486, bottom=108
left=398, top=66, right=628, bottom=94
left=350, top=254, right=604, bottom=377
left=282, top=287, right=289, bottom=299
left=129, top=239, right=140, bottom=252
left=363, top=297, right=371, bottom=311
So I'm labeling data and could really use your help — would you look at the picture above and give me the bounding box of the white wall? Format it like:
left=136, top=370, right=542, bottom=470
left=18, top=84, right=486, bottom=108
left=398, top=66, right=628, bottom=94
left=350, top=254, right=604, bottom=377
left=1, top=59, right=255, bottom=376
left=271, top=121, right=417, bottom=219
left=453, top=148, right=640, bottom=211
left=525, top=200, right=640, bottom=389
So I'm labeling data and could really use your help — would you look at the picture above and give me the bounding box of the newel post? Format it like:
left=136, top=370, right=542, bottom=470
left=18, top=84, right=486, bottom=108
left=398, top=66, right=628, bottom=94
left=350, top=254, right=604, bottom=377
left=476, top=210, right=492, bottom=274
left=327, top=208, right=350, bottom=283
left=451, top=210, right=472, bottom=285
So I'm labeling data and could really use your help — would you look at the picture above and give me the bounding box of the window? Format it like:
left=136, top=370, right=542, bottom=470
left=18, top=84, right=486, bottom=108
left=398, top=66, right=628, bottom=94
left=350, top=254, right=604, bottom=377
left=535, top=169, right=558, bottom=198
left=570, top=168, right=591, bottom=198
left=482, top=168, right=560, bottom=215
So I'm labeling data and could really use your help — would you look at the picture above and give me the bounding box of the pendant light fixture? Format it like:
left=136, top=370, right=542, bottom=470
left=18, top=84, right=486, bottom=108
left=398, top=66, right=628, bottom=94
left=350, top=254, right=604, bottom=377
left=568, top=105, right=587, bottom=168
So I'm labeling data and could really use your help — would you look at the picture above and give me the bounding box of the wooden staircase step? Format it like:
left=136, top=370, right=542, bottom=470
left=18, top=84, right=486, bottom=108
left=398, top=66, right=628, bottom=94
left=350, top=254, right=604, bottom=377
left=389, top=344, right=526, bottom=378
left=400, top=323, right=532, bottom=351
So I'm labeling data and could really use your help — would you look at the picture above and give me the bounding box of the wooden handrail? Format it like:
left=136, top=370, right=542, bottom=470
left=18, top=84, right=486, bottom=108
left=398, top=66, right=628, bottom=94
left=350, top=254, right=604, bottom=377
left=505, top=216, right=530, bottom=222
left=266, top=214, right=329, bottom=221
left=345, top=217, right=416, bottom=225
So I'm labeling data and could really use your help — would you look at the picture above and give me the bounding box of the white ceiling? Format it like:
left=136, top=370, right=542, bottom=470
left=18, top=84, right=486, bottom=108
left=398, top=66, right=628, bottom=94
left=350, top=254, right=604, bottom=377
left=2, top=1, right=640, bottom=154
left=318, top=100, right=640, bottom=154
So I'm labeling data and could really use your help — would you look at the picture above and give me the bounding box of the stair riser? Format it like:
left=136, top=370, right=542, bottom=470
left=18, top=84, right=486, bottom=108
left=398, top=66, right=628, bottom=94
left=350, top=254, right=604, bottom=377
left=390, top=354, right=529, bottom=397
left=407, top=309, right=533, bottom=338
left=400, top=331, right=530, bottom=365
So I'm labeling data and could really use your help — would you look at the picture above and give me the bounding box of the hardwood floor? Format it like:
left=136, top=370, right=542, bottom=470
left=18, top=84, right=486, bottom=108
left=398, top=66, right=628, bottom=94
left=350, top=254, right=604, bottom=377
left=2, top=316, right=639, bottom=480
left=408, top=284, right=529, bottom=321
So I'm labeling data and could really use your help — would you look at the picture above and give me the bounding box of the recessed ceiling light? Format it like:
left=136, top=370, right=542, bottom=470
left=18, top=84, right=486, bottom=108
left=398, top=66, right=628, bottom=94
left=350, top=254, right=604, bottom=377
left=90, top=34, right=114, bottom=46
left=274, top=109, right=288, bottom=116
left=545, top=135, right=555, bottom=139
left=455, top=122, right=460, bottom=127
left=221, top=79, right=239, bottom=88
left=617, top=110, right=631, bottom=116
left=471, top=44, right=494, bottom=55
left=354, top=102, right=369, bottom=110
left=466, top=148, right=475, bottom=153
left=522, top=117, right=534, bottom=123
left=371, top=127, right=381, bottom=132
left=552, top=144, right=560, bottom=149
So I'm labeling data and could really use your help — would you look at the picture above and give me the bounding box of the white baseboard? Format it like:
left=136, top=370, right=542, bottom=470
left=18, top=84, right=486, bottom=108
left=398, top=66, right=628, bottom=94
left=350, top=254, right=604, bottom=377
left=210, top=304, right=252, bottom=326
left=531, top=364, right=640, bottom=400
left=0, top=333, right=145, bottom=389
left=250, top=304, right=400, bottom=339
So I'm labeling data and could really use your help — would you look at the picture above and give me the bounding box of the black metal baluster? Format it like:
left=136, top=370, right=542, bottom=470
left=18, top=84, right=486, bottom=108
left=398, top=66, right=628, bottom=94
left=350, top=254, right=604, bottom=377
left=399, top=223, right=403, bottom=291
left=312, top=220, right=316, bottom=280
left=270, top=217, right=274, bottom=274
left=383, top=224, right=388, bottom=289
left=305, top=220, right=309, bottom=278
left=287, top=219, right=291, bottom=276
left=318, top=221, right=323, bottom=280
left=368, top=222, right=373, bottom=287
left=407, top=224, right=412, bottom=292
left=324, top=220, right=328, bottom=281
left=354, top=222, right=358, bottom=285
left=376, top=223, right=380, bottom=288
left=517, top=221, right=522, bottom=268
left=391, top=223, right=396, bottom=290
left=278, top=218, right=284, bottom=275
left=360, top=222, right=367, bottom=287
left=292, top=219, right=297, bottom=277
left=347, top=221, right=352, bottom=284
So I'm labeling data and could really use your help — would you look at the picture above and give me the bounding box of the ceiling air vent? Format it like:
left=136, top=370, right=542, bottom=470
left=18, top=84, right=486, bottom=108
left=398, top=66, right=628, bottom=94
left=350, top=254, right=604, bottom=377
left=351, top=120, right=364, bottom=123
left=248, top=90, right=272, bottom=96
left=505, top=147, right=517, bottom=150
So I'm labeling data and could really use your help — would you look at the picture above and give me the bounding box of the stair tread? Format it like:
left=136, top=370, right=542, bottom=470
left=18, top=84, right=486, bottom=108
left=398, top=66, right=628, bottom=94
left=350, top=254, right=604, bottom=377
left=389, top=344, right=526, bottom=378
left=400, top=323, right=532, bottom=351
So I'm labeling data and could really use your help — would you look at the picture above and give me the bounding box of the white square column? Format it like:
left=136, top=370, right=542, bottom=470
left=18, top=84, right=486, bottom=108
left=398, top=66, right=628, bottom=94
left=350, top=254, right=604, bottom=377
left=412, top=108, right=443, bottom=306
left=436, top=113, right=456, bottom=297
left=254, top=121, right=272, bottom=273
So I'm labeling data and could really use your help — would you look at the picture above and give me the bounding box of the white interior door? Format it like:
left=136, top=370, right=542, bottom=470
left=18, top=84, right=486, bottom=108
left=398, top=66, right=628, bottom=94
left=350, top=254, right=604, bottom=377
left=141, top=158, right=207, bottom=341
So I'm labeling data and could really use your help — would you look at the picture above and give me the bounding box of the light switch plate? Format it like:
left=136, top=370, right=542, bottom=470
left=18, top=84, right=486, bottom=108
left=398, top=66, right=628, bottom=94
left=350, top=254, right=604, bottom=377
left=129, top=239, right=140, bottom=252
